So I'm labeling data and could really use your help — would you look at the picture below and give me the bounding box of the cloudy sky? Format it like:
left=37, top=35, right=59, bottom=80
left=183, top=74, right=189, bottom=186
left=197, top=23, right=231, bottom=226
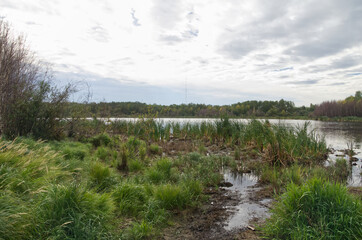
left=1, top=0, right=361, bottom=106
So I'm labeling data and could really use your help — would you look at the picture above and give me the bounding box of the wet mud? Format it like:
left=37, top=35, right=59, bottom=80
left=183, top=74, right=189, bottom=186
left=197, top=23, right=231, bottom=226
left=162, top=171, right=273, bottom=240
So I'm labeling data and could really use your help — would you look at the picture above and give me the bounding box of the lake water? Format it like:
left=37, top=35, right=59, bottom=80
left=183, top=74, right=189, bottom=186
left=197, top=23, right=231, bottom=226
left=110, top=118, right=362, bottom=186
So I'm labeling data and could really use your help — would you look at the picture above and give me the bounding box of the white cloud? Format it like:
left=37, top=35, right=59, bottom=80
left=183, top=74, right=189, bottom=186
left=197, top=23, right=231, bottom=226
left=1, top=0, right=361, bottom=105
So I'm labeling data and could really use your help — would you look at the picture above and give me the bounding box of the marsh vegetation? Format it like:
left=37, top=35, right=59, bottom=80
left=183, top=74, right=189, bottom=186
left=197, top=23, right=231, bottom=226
left=0, top=118, right=360, bottom=239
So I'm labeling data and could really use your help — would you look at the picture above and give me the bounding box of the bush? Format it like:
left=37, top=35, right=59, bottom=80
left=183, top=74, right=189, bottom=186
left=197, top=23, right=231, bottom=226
left=0, top=19, right=73, bottom=140
left=263, top=178, right=362, bottom=239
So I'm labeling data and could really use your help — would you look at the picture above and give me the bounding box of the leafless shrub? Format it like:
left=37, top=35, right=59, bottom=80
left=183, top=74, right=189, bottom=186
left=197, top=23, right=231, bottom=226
left=0, top=19, right=74, bottom=139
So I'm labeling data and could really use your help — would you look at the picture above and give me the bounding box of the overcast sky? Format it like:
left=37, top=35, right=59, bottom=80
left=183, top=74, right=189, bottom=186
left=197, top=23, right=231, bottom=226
left=1, top=0, right=361, bottom=106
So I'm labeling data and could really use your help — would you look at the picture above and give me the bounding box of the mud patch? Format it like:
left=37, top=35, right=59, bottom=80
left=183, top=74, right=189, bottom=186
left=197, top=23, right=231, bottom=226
left=162, top=187, right=243, bottom=240
left=162, top=171, right=272, bottom=240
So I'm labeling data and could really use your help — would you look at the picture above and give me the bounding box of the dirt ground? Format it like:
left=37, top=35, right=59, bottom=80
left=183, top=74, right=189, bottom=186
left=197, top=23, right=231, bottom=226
left=162, top=185, right=270, bottom=240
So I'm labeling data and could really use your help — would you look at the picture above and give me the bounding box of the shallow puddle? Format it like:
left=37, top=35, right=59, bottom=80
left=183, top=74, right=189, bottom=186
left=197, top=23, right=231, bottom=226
left=222, top=170, right=271, bottom=231
left=328, top=149, right=362, bottom=187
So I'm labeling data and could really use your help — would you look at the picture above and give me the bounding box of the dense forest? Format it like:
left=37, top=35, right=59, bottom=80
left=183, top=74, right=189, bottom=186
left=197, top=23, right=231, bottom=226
left=66, top=91, right=362, bottom=119
left=313, top=91, right=362, bottom=117
left=67, top=99, right=314, bottom=118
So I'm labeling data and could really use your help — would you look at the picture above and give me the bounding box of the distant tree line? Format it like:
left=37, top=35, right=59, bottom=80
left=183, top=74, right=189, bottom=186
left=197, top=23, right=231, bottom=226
left=313, top=91, right=362, bottom=117
left=66, top=99, right=315, bottom=118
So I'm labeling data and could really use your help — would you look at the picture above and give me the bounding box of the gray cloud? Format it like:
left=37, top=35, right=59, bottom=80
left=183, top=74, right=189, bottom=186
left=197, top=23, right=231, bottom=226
left=219, top=1, right=362, bottom=61
left=152, top=0, right=183, bottom=29
left=159, top=34, right=183, bottom=45
left=346, top=72, right=362, bottom=76
left=131, top=9, right=141, bottom=26
left=54, top=70, right=187, bottom=104
left=331, top=56, right=362, bottom=69
left=88, top=24, right=109, bottom=43
left=286, top=80, right=319, bottom=85
left=328, top=82, right=346, bottom=86
left=274, top=67, right=293, bottom=72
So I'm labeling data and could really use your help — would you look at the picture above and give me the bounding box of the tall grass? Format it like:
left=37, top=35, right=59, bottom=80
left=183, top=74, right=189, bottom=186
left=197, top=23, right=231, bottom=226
left=106, top=118, right=328, bottom=166
left=33, top=183, right=115, bottom=239
left=263, top=178, right=362, bottom=239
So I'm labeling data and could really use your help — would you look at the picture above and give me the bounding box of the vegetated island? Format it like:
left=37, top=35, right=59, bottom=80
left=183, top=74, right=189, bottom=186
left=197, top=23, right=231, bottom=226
left=0, top=18, right=361, bottom=240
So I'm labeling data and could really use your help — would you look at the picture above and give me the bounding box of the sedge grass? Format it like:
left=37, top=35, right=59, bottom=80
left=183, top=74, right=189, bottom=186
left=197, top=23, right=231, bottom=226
left=263, top=178, right=362, bottom=240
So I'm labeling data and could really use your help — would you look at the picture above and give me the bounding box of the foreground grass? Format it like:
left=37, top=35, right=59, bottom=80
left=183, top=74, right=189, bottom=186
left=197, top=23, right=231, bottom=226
left=1, top=119, right=359, bottom=239
left=262, top=178, right=362, bottom=240
left=0, top=136, right=233, bottom=239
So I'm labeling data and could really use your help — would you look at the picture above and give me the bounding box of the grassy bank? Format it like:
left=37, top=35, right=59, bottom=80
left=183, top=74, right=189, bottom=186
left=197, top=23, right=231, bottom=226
left=0, top=119, right=360, bottom=239
left=0, top=136, right=235, bottom=239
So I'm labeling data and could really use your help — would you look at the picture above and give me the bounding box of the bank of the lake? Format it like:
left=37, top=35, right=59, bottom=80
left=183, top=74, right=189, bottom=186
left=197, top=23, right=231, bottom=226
left=0, top=118, right=361, bottom=239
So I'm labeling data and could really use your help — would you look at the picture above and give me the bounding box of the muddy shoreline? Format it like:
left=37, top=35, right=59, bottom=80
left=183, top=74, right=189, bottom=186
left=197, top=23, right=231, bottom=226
left=162, top=179, right=273, bottom=240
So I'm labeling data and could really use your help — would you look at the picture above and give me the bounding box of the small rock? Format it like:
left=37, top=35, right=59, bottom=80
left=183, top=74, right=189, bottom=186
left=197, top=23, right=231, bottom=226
left=219, top=182, right=233, bottom=187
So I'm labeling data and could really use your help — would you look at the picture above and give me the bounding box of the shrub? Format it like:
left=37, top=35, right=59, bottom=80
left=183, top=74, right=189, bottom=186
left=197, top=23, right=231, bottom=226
left=0, top=19, right=73, bottom=140
left=263, top=178, right=362, bottom=239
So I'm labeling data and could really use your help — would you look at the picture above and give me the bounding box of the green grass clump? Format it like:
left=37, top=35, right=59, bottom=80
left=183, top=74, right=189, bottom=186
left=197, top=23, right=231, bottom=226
left=123, top=220, right=154, bottom=240
left=90, top=133, right=111, bottom=147
left=112, top=183, right=148, bottom=216
left=263, top=178, right=362, bottom=240
left=177, top=153, right=224, bottom=186
left=96, top=146, right=109, bottom=161
left=146, top=158, right=177, bottom=184
left=89, top=162, right=116, bottom=191
left=149, top=144, right=161, bottom=155
left=141, top=199, right=168, bottom=225
left=0, top=193, right=31, bottom=240
left=34, top=183, right=115, bottom=239
left=328, top=158, right=350, bottom=183
left=62, top=146, right=87, bottom=160
left=128, top=159, right=144, bottom=172
left=153, top=184, right=188, bottom=210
